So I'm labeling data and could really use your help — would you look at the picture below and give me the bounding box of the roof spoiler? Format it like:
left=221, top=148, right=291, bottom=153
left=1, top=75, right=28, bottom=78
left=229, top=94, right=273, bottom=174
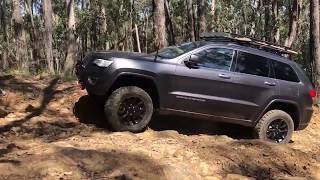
left=200, top=32, right=298, bottom=55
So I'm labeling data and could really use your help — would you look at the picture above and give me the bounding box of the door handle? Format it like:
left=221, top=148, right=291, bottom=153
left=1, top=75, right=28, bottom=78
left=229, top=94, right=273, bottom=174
left=218, top=74, right=231, bottom=79
left=264, top=81, right=276, bottom=86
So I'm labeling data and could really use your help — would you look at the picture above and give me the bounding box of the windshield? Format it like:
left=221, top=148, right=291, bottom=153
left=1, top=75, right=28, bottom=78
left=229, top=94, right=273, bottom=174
left=153, top=42, right=206, bottom=59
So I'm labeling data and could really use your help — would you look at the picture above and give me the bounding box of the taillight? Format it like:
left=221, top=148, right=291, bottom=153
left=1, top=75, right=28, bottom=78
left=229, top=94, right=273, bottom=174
left=309, top=89, right=317, bottom=98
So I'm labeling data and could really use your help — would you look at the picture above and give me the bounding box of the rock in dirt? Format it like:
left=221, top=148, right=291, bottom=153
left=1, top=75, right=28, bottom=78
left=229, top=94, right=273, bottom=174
left=11, top=127, right=21, bottom=134
left=277, top=177, right=307, bottom=180
left=204, top=176, right=221, bottom=180
left=0, top=88, right=6, bottom=96
left=0, top=108, right=8, bottom=118
left=163, top=165, right=201, bottom=180
left=226, top=174, right=254, bottom=180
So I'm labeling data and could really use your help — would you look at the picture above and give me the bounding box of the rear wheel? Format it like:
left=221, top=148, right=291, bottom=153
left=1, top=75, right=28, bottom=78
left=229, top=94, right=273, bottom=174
left=254, top=110, right=294, bottom=144
left=104, top=86, right=153, bottom=132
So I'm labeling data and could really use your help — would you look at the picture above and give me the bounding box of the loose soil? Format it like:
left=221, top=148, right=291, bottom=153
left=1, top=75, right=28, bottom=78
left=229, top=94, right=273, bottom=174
left=0, top=75, right=319, bottom=180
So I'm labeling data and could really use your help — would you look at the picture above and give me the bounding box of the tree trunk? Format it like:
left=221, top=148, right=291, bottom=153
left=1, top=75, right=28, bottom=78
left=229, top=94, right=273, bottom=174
left=186, top=0, right=195, bottom=41
left=264, top=0, right=271, bottom=41
left=135, top=24, right=141, bottom=53
left=284, top=0, right=300, bottom=48
left=80, top=0, right=87, bottom=58
left=153, top=0, right=167, bottom=49
left=164, top=0, right=175, bottom=45
left=25, top=0, right=40, bottom=67
left=129, top=0, right=135, bottom=51
left=13, top=0, right=29, bottom=73
left=0, top=0, right=8, bottom=69
left=63, top=0, right=77, bottom=76
left=145, top=13, right=149, bottom=52
left=43, top=0, right=55, bottom=74
left=197, top=0, right=206, bottom=35
left=310, top=0, right=320, bottom=88
left=271, top=0, right=280, bottom=44
left=101, top=5, right=108, bottom=50
left=210, top=0, right=216, bottom=31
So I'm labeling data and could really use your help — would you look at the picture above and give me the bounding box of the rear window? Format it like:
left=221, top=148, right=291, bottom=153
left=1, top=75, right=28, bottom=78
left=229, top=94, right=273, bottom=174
left=235, top=51, right=270, bottom=77
left=273, top=61, right=299, bottom=82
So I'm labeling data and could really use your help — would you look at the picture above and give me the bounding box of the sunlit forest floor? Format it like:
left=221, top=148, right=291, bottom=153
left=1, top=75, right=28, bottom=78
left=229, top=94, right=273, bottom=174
left=0, top=75, right=319, bottom=179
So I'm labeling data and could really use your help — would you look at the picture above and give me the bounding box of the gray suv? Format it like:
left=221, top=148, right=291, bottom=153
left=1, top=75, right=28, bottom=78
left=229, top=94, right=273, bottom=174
left=76, top=33, right=315, bottom=144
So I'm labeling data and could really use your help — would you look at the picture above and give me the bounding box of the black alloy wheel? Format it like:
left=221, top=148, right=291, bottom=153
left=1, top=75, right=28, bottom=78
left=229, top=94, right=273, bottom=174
left=266, top=119, right=289, bottom=143
left=117, top=96, right=146, bottom=126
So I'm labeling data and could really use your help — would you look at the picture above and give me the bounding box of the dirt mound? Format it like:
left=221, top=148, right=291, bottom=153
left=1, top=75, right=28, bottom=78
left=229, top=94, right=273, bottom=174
left=0, top=75, right=319, bottom=179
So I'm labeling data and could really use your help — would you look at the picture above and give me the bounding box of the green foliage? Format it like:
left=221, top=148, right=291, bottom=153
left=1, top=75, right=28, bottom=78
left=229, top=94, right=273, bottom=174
left=0, top=0, right=314, bottom=78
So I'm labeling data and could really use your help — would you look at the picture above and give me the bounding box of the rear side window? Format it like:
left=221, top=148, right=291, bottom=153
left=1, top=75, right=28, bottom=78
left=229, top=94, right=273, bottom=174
left=235, top=51, right=270, bottom=77
left=273, top=61, right=299, bottom=82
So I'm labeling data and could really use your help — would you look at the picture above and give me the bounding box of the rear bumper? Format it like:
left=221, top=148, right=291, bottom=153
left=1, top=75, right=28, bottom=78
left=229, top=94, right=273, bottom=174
left=296, top=107, right=313, bottom=131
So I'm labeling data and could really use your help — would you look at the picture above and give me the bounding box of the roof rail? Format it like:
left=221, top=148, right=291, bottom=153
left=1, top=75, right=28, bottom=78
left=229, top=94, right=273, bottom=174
left=200, top=32, right=298, bottom=55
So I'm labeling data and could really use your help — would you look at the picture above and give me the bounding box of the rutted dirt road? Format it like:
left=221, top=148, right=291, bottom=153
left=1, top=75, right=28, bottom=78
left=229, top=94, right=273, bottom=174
left=0, top=75, right=319, bottom=179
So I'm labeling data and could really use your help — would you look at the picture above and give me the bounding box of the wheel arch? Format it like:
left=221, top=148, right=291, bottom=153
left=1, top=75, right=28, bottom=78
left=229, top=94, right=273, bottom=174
left=256, top=100, right=301, bottom=130
left=107, top=72, right=160, bottom=109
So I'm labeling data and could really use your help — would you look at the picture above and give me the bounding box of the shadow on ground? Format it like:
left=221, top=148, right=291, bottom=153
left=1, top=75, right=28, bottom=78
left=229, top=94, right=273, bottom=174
left=0, top=146, right=165, bottom=179
left=0, top=75, right=41, bottom=94
left=150, top=115, right=253, bottom=139
left=74, top=95, right=253, bottom=139
left=73, top=95, right=109, bottom=129
left=0, top=78, right=60, bottom=133
left=58, top=147, right=164, bottom=179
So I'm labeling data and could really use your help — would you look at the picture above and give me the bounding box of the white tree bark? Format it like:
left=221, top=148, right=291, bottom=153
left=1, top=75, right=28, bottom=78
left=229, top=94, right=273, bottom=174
left=43, top=0, right=55, bottom=74
left=63, top=0, right=78, bottom=76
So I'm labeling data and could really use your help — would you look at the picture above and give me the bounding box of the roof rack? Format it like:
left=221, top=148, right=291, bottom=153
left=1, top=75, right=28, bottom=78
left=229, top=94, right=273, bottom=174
left=200, top=32, right=298, bottom=55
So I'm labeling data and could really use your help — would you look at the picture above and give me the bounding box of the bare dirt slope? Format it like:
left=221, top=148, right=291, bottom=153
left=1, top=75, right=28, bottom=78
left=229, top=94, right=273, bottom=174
left=0, top=75, right=319, bottom=180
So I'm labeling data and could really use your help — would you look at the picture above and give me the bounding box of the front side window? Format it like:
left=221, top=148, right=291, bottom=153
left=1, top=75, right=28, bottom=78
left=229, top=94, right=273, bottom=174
left=236, top=51, right=270, bottom=77
left=273, top=61, right=299, bottom=82
left=194, top=48, right=234, bottom=71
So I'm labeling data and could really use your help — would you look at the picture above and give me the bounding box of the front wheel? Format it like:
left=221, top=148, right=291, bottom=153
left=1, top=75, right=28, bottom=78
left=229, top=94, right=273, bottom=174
left=104, top=86, right=153, bottom=133
left=254, top=110, right=294, bottom=144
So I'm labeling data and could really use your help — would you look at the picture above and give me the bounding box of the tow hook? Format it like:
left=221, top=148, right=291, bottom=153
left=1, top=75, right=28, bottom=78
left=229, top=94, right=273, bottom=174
left=78, top=81, right=85, bottom=90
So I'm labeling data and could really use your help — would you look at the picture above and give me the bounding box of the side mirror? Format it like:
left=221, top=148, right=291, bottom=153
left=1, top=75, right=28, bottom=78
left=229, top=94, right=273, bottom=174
left=184, top=54, right=200, bottom=69
left=189, top=54, right=200, bottom=63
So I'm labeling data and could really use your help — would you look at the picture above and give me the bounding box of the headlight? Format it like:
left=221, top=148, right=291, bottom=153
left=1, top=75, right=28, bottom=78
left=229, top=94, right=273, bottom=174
left=93, top=59, right=113, bottom=67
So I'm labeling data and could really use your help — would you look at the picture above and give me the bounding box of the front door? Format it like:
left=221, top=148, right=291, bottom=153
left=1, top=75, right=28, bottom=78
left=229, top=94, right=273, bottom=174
left=170, top=47, right=238, bottom=118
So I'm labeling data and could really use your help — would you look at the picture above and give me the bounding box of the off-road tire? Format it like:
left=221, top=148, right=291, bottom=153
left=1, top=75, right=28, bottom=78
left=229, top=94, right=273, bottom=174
left=254, top=110, right=294, bottom=144
left=104, top=86, right=153, bottom=132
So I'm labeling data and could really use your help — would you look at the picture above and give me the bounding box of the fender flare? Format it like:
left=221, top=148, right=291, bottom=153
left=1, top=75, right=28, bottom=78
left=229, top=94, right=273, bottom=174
left=108, top=71, right=161, bottom=106
left=254, top=99, right=301, bottom=125
left=111, top=71, right=158, bottom=86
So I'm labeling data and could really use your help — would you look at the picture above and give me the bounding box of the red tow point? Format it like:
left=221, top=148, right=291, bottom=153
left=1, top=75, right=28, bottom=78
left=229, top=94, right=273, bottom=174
left=78, top=82, right=85, bottom=90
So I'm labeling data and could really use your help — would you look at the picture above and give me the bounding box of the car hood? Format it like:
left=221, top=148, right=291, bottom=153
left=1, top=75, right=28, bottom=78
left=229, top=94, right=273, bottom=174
left=82, top=51, right=154, bottom=65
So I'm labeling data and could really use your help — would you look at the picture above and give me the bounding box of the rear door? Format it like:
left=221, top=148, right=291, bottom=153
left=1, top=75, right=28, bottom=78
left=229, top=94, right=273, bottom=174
left=272, top=60, right=300, bottom=101
left=230, top=51, right=279, bottom=120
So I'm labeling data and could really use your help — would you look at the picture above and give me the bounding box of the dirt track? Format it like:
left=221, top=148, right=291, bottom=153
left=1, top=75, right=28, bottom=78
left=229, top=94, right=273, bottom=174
left=0, top=75, right=319, bottom=180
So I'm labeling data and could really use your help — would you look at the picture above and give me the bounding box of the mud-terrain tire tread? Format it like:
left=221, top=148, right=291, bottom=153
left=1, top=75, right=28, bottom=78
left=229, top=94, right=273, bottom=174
left=104, top=86, right=153, bottom=133
left=254, top=110, right=294, bottom=144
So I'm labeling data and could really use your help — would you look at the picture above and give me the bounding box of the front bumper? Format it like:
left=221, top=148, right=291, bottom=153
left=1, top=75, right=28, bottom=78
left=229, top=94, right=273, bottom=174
left=75, top=61, right=112, bottom=96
